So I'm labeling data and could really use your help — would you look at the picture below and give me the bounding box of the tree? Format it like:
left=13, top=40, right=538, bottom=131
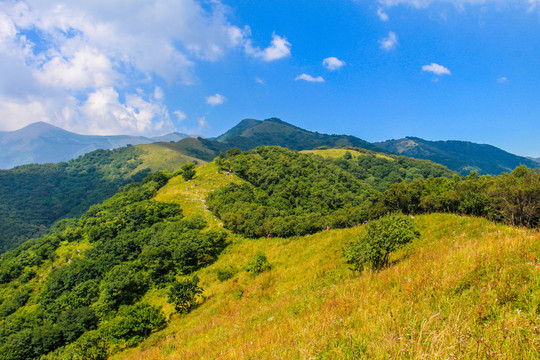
left=343, top=212, right=419, bottom=272
left=167, top=276, right=202, bottom=314
left=244, top=251, right=272, bottom=275
left=181, top=163, right=196, bottom=181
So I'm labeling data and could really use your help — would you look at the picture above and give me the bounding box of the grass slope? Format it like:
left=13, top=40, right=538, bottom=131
left=112, top=170, right=540, bottom=359
left=134, top=142, right=205, bottom=173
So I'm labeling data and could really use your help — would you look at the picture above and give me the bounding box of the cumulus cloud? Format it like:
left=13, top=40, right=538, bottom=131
left=295, top=74, right=325, bottom=83
left=245, top=33, right=291, bottom=61
left=422, top=63, right=451, bottom=75
left=380, top=31, right=398, bottom=51
left=206, top=93, right=226, bottom=106
left=377, top=7, right=390, bottom=21
left=174, top=110, right=187, bottom=121
left=80, top=87, right=173, bottom=135
left=323, top=57, right=346, bottom=71
left=0, top=0, right=291, bottom=135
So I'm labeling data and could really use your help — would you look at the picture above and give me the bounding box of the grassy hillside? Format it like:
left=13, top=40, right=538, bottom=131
left=114, top=209, right=540, bottom=359
left=1, top=158, right=539, bottom=359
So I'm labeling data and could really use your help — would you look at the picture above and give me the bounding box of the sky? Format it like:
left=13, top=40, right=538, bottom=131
left=1, top=0, right=540, bottom=156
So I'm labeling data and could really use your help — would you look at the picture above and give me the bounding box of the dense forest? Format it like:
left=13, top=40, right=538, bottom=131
left=208, top=146, right=454, bottom=237
left=0, top=147, right=152, bottom=255
left=0, top=171, right=227, bottom=359
left=209, top=146, right=540, bottom=236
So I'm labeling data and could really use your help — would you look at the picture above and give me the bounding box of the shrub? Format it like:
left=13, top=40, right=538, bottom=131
left=168, top=276, right=203, bottom=314
left=343, top=212, right=419, bottom=272
left=245, top=251, right=272, bottom=275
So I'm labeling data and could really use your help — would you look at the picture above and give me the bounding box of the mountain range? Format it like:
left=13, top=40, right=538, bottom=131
left=1, top=118, right=538, bottom=175
left=0, top=122, right=190, bottom=169
left=375, top=136, right=539, bottom=175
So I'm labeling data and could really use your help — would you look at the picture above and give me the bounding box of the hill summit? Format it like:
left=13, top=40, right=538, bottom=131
left=215, top=117, right=382, bottom=152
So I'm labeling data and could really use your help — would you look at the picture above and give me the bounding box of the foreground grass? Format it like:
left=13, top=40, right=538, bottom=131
left=113, top=213, right=540, bottom=359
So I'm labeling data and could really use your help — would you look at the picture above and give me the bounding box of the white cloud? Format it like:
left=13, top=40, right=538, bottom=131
left=198, top=116, right=209, bottom=131
left=255, top=77, right=265, bottom=84
left=380, top=31, right=399, bottom=51
left=81, top=87, right=172, bottom=135
left=35, top=47, right=118, bottom=90
left=422, top=63, right=451, bottom=75
left=154, top=86, right=164, bottom=100
left=497, top=76, right=508, bottom=83
left=174, top=110, right=187, bottom=121
left=322, top=57, right=346, bottom=71
left=377, top=7, right=390, bottom=21
left=0, top=0, right=292, bottom=135
left=295, top=74, right=325, bottom=83
left=245, top=32, right=291, bottom=61
left=205, top=93, right=226, bottom=106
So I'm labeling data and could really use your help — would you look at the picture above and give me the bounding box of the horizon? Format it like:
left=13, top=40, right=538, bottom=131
left=1, top=1, right=539, bottom=156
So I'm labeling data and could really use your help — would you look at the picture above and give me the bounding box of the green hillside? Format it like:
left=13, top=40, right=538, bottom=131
left=0, top=143, right=203, bottom=255
left=0, top=154, right=539, bottom=359
left=217, top=118, right=382, bottom=152
left=376, top=136, right=539, bottom=175
left=113, top=213, right=540, bottom=360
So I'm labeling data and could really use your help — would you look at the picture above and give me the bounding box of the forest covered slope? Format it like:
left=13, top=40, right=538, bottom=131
left=376, top=136, right=539, bottom=175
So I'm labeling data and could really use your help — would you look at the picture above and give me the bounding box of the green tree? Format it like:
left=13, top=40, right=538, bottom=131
left=181, top=163, right=196, bottom=181
left=343, top=212, right=420, bottom=272
left=244, top=251, right=272, bottom=275
left=167, top=276, right=202, bottom=314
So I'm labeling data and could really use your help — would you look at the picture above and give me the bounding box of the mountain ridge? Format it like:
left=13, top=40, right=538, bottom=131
left=0, top=122, right=191, bottom=169
left=376, top=136, right=539, bottom=175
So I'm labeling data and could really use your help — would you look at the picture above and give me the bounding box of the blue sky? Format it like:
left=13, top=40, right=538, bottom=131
left=1, top=0, right=539, bottom=156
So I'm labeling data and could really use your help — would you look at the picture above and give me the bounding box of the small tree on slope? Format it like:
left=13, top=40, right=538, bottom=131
left=343, top=212, right=419, bottom=272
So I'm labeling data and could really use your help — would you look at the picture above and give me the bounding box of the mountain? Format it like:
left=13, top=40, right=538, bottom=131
left=1, top=156, right=539, bottom=359
left=216, top=117, right=382, bottom=152
left=376, top=136, right=539, bottom=175
left=0, top=122, right=190, bottom=169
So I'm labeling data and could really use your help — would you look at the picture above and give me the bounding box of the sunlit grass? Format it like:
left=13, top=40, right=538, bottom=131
left=154, top=162, right=243, bottom=226
left=133, top=142, right=204, bottom=174
left=302, top=148, right=394, bottom=161
left=113, top=212, right=540, bottom=359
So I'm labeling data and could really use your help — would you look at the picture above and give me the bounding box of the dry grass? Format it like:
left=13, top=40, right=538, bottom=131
left=112, top=210, right=540, bottom=360
left=302, top=148, right=394, bottom=161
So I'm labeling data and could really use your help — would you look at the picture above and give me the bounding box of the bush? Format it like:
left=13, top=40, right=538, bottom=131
left=245, top=251, right=272, bottom=275
left=181, top=163, right=196, bottom=181
left=168, top=276, right=203, bottom=314
left=216, top=267, right=237, bottom=282
left=343, top=212, right=419, bottom=272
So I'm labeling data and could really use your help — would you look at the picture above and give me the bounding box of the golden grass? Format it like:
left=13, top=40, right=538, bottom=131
left=113, top=212, right=540, bottom=360
left=153, top=162, right=243, bottom=227
left=133, top=143, right=204, bottom=174
left=302, top=148, right=394, bottom=161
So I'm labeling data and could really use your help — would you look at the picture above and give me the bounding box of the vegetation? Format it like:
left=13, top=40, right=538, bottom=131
left=209, top=146, right=377, bottom=237
left=244, top=251, right=272, bottom=275
left=343, top=212, right=420, bottom=271
left=167, top=276, right=203, bottom=314
left=112, top=213, right=540, bottom=360
left=2, top=141, right=540, bottom=359
left=0, top=171, right=228, bottom=359
left=376, top=136, right=539, bottom=175
left=0, top=146, right=151, bottom=254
